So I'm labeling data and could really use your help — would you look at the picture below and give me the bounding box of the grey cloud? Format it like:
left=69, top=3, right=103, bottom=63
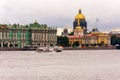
left=0, top=0, right=120, bottom=32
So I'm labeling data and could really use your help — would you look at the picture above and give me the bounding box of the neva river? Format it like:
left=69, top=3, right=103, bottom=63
left=0, top=50, right=120, bottom=80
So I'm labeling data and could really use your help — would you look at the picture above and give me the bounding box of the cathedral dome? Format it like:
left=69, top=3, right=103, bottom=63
left=75, top=14, right=85, bottom=20
left=75, top=9, right=85, bottom=20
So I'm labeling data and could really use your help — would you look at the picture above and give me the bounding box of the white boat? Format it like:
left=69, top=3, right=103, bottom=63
left=53, top=46, right=63, bottom=52
left=36, top=46, right=54, bottom=52
left=36, top=46, right=63, bottom=52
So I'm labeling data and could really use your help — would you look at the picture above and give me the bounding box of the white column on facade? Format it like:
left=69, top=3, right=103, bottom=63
left=13, top=42, right=15, bottom=48
left=1, top=42, right=3, bottom=48
left=21, top=42, right=23, bottom=48
left=8, top=42, right=10, bottom=48
left=0, top=32, right=1, bottom=39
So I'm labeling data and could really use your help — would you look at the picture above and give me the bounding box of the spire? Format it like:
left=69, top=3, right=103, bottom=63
left=78, top=8, right=81, bottom=14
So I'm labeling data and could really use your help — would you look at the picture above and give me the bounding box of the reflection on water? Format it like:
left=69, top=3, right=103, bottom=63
left=0, top=50, right=120, bottom=80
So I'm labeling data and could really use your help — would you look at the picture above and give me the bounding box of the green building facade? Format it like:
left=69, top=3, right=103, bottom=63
left=0, top=22, right=57, bottom=48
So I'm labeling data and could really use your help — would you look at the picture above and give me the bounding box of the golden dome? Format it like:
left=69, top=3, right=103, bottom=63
left=75, top=14, right=85, bottom=19
left=75, top=9, right=85, bottom=20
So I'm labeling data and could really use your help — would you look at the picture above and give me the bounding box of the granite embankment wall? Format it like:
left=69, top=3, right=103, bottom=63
left=63, top=46, right=117, bottom=50
left=0, top=46, right=118, bottom=51
left=0, top=48, right=22, bottom=51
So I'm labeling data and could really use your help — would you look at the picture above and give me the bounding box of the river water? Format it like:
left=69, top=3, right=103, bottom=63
left=0, top=50, right=120, bottom=80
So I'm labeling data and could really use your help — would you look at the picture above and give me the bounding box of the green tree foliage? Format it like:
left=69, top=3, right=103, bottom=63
left=72, top=41, right=80, bottom=47
left=57, top=36, right=69, bottom=47
left=111, top=36, right=120, bottom=45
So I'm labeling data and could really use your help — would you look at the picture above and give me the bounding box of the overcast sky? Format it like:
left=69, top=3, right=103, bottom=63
left=0, top=0, right=120, bottom=32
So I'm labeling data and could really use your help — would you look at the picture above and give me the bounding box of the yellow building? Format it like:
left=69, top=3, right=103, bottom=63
left=91, top=28, right=110, bottom=44
left=67, top=9, right=111, bottom=47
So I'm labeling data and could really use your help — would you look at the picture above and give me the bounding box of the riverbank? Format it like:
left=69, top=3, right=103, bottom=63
left=64, top=46, right=117, bottom=50
left=0, top=48, right=36, bottom=51
left=0, top=46, right=118, bottom=51
left=0, top=48, right=22, bottom=51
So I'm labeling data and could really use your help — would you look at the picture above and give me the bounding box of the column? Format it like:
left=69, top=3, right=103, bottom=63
left=1, top=42, right=3, bottom=48
left=8, top=42, right=10, bottom=48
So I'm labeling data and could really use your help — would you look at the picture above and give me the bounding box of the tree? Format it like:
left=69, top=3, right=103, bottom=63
left=72, top=41, right=79, bottom=47
left=111, top=36, right=120, bottom=45
left=57, top=36, right=69, bottom=47
left=111, top=36, right=117, bottom=45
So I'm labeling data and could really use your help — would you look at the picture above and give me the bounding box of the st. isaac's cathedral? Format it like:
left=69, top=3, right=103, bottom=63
left=67, top=9, right=111, bottom=46
left=73, top=9, right=87, bottom=34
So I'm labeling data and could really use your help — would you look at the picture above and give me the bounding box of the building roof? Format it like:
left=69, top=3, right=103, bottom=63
left=0, top=25, right=7, bottom=29
left=91, top=27, right=100, bottom=32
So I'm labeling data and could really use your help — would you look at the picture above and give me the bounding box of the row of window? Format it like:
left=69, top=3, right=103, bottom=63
left=0, top=32, right=57, bottom=40
left=0, top=32, right=30, bottom=40
left=33, top=33, right=56, bottom=41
